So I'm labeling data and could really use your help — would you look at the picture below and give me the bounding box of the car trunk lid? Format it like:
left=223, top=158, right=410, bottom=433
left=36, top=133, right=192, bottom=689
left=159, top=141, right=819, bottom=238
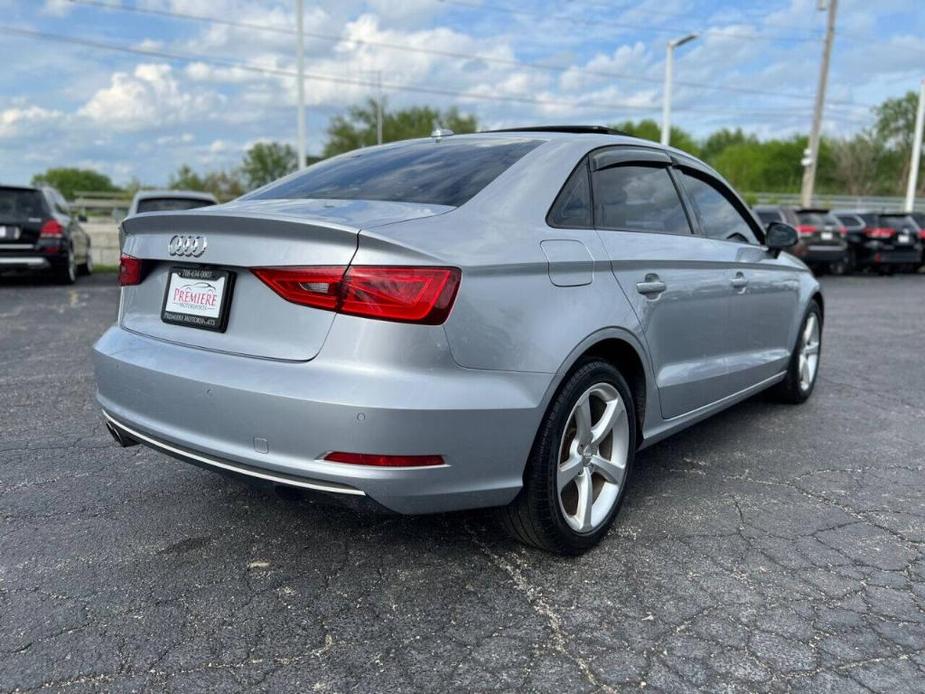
left=119, top=198, right=451, bottom=361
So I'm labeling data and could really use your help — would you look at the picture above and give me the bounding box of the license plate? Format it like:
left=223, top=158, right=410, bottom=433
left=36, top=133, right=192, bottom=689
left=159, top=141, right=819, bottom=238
left=0, top=225, right=20, bottom=240
left=161, top=267, right=235, bottom=332
left=898, top=234, right=910, bottom=244
left=820, top=231, right=834, bottom=241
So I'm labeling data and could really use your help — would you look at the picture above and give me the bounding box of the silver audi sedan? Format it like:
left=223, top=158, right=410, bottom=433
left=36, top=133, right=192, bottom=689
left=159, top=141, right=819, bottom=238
left=94, top=126, right=822, bottom=554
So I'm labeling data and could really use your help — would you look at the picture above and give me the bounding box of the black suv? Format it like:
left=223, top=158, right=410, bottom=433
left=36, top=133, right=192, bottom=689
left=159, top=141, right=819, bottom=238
left=832, top=211, right=922, bottom=274
left=753, top=206, right=848, bottom=274
left=0, top=185, right=92, bottom=284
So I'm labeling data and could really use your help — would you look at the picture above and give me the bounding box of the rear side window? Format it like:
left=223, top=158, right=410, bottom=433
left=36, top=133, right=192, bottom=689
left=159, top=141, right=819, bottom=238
left=137, top=198, right=216, bottom=214
left=679, top=172, right=758, bottom=244
left=835, top=214, right=864, bottom=230
left=0, top=188, right=46, bottom=219
left=547, top=162, right=592, bottom=228
left=797, top=211, right=839, bottom=228
left=251, top=139, right=541, bottom=208
left=592, top=165, right=690, bottom=234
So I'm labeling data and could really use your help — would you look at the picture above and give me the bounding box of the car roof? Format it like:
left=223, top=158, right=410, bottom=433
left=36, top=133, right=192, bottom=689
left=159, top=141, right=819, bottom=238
left=132, top=189, right=217, bottom=202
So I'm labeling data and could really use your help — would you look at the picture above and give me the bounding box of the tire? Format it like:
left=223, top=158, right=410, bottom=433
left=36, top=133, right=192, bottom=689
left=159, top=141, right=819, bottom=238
left=771, top=302, right=822, bottom=404
left=79, top=244, right=93, bottom=276
left=500, top=358, right=636, bottom=555
left=53, top=247, right=77, bottom=285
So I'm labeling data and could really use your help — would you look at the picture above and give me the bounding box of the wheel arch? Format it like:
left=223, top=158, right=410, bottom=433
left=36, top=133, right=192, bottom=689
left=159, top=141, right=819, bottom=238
left=542, top=329, right=654, bottom=448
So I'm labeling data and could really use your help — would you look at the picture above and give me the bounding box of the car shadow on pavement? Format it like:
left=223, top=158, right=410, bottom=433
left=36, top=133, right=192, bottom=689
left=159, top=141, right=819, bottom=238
left=148, top=391, right=780, bottom=562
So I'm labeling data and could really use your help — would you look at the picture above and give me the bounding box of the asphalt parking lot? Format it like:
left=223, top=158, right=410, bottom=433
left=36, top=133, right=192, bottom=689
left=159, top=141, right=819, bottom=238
left=1, top=272, right=924, bottom=693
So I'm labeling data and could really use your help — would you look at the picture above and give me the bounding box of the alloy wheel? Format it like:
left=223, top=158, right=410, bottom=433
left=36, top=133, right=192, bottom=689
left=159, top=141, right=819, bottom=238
left=556, top=383, right=630, bottom=534
left=798, top=314, right=820, bottom=392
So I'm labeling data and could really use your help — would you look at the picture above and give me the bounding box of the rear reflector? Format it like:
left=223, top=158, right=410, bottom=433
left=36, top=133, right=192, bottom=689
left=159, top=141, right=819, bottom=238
left=252, top=265, right=461, bottom=325
left=40, top=219, right=64, bottom=238
left=118, top=254, right=144, bottom=286
left=324, top=451, right=444, bottom=468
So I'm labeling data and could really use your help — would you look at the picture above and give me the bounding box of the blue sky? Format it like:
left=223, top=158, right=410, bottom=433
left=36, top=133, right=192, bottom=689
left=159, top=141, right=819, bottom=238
left=1, top=0, right=922, bottom=187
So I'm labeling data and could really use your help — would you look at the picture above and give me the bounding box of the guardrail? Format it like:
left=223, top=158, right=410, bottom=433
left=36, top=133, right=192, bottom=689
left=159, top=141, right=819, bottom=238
left=749, top=192, right=925, bottom=212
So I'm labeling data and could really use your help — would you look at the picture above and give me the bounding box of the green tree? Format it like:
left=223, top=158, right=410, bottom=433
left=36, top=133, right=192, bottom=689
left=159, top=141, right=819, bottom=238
left=30, top=167, right=119, bottom=199
left=169, top=164, right=207, bottom=191
left=611, top=119, right=700, bottom=157
left=828, top=132, right=884, bottom=196
left=241, top=142, right=298, bottom=189
left=873, top=91, right=921, bottom=193
left=168, top=165, right=245, bottom=200
left=700, top=128, right=755, bottom=164
left=323, top=99, right=479, bottom=157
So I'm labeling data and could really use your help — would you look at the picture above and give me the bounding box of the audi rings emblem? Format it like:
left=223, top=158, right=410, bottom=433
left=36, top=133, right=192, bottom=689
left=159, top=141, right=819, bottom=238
left=168, top=235, right=207, bottom=257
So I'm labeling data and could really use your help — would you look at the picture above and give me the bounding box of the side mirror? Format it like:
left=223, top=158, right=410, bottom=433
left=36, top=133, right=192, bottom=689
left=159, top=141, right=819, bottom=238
left=765, top=221, right=799, bottom=255
left=78, top=214, right=88, bottom=223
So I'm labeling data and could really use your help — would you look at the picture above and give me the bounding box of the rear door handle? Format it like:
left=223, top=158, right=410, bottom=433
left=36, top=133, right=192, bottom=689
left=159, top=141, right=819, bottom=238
left=636, top=275, right=667, bottom=296
left=731, top=272, right=748, bottom=290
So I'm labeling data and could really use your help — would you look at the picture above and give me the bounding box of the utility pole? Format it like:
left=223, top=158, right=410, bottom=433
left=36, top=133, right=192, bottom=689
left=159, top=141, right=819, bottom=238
left=295, top=0, right=306, bottom=169
left=800, top=0, right=838, bottom=208
left=661, top=33, right=698, bottom=146
left=904, top=80, right=925, bottom=212
left=376, top=71, right=383, bottom=146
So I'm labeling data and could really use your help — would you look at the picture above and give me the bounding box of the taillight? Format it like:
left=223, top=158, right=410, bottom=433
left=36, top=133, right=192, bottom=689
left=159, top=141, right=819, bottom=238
left=838, top=226, right=847, bottom=237
left=118, top=254, right=144, bottom=286
left=796, top=224, right=816, bottom=236
left=865, top=227, right=893, bottom=239
left=39, top=219, right=64, bottom=238
left=323, top=451, right=444, bottom=468
left=252, top=265, right=461, bottom=325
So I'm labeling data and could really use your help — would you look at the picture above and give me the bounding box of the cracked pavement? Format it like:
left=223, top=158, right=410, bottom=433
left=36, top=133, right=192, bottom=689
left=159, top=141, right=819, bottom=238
left=1, top=273, right=924, bottom=693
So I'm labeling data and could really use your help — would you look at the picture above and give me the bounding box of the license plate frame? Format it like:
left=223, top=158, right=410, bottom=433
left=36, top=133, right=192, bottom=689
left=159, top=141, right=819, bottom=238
left=161, top=266, right=236, bottom=333
left=0, top=225, right=21, bottom=241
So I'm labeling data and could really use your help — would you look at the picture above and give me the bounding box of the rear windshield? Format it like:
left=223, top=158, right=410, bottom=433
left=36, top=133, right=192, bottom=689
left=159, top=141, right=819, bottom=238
left=755, top=209, right=783, bottom=224
left=797, top=211, right=839, bottom=227
left=0, top=188, right=46, bottom=219
left=136, top=197, right=216, bottom=214
left=250, top=138, right=542, bottom=207
left=879, top=215, right=918, bottom=231
left=834, top=213, right=864, bottom=229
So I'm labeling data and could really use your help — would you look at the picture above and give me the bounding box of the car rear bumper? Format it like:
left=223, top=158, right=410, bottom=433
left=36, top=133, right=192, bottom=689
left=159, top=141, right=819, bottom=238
left=93, top=325, right=551, bottom=514
left=802, top=245, right=847, bottom=264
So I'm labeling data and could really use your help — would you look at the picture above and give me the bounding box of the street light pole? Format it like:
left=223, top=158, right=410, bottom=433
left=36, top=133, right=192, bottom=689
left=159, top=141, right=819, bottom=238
left=904, top=80, right=925, bottom=212
left=800, top=0, right=838, bottom=208
left=295, top=0, right=306, bottom=169
left=661, top=33, right=698, bottom=147
left=376, top=70, right=383, bottom=146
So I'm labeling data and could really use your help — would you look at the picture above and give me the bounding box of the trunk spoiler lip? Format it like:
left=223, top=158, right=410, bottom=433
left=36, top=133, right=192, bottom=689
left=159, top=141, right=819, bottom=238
left=122, top=198, right=456, bottom=236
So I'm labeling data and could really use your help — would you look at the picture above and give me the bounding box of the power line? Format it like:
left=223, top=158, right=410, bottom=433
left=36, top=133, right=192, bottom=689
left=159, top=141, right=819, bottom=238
left=62, top=0, right=873, bottom=110
left=435, top=0, right=824, bottom=45
left=0, top=25, right=871, bottom=125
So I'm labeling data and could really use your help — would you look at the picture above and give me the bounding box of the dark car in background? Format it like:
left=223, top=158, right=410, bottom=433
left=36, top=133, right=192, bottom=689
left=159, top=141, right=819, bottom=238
left=127, top=190, right=218, bottom=216
left=0, top=185, right=92, bottom=284
left=832, top=211, right=922, bottom=274
left=753, top=205, right=848, bottom=274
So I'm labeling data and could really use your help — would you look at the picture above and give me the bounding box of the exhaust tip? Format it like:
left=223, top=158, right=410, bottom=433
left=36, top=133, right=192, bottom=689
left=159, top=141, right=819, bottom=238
left=106, top=421, right=140, bottom=448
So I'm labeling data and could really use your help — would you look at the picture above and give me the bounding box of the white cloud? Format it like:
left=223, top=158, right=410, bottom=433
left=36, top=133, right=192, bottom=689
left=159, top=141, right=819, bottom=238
left=0, top=105, right=63, bottom=138
left=79, top=63, right=224, bottom=131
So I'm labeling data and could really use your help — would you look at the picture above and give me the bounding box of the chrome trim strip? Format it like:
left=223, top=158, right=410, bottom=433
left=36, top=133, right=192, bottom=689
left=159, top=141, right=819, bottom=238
left=103, top=411, right=366, bottom=496
left=0, top=257, right=49, bottom=266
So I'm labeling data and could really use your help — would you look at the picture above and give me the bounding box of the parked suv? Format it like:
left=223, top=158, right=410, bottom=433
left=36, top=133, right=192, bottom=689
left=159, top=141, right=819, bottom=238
left=832, top=211, right=923, bottom=274
left=753, top=206, right=847, bottom=274
left=0, top=185, right=92, bottom=284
